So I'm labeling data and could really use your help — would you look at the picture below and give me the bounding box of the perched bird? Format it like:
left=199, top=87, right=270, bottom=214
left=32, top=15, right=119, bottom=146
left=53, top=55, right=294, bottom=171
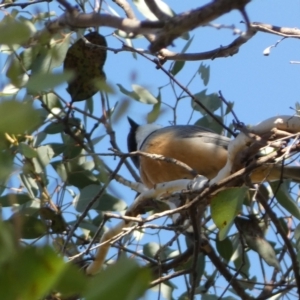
left=127, top=117, right=300, bottom=188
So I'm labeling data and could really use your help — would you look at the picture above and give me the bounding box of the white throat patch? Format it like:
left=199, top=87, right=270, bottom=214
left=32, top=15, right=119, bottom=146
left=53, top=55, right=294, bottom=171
left=136, top=124, right=162, bottom=149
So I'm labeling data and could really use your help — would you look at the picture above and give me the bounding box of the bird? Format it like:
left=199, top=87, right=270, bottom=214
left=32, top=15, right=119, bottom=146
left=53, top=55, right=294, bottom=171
left=127, top=117, right=300, bottom=188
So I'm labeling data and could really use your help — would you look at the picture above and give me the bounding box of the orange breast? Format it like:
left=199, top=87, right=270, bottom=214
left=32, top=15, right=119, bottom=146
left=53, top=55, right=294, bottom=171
left=139, top=130, right=228, bottom=188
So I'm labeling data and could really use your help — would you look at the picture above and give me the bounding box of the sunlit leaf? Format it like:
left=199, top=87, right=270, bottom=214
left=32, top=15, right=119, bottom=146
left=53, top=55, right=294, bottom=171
left=117, top=83, right=139, bottom=100
left=211, top=187, right=247, bottom=240
left=132, top=84, right=158, bottom=104
left=0, top=101, right=40, bottom=134
left=0, top=17, right=32, bottom=45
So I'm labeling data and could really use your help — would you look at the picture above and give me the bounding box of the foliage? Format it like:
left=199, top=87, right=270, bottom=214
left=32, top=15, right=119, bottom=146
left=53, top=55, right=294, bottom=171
left=0, top=0, right=300, bottom=300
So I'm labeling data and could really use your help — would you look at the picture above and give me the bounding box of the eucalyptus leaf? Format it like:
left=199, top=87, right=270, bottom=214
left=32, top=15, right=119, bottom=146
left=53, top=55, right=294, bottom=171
left=171, top=36, right=194, bottom=76
left=143, top=242, right=160, bottom=258
left=147, top=102, right=161, bottom=123
left=132, top=84, right=158, bottom=104
left=8, top=213, right=46, bottom=239
left=26, top=71, right=74, bottom=93
left=0, top=17, right=32, bottom=45
left=211, top=187, right=247, bottom=241
left=0, top=101, right=40, bottom=134
left=194, top=114, right=224, bottom=134
left=0, top=246, right=87, bottom=300
left=216, top=237, right=234, bottom=261
left=245, top=235, right=281, bottom=271
left=0, top=193, right=33, bottom=207
left=31, top=35, right=71, bottom=74
left=73, top=185, right=127, bottom=212
left=270, top=181, right=300, bottom=220
left=19, top=143, right=37, bottom=158
left=191, top=89, right=221, bottom=115
left=85, top=259, right=151, bottom=300
left=198, top=63, right=210, bottom=86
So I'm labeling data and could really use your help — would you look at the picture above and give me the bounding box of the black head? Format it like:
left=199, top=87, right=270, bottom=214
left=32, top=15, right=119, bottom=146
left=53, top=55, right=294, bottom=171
left=127, top=117, right=140, bottom=168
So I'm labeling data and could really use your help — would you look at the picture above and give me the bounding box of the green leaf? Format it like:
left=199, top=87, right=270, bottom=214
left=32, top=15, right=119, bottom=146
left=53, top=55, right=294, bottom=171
left=225, top=101, right=234, bottom=116
left=52, top=160, right=100, bottom=189
left=194, top=114, right=224, bottom=134
left=216, top=237, right=234, bottom=261
left=0, top=150, right=14, bottom=181
left=52, top=161, right=67, bottom=182
left=191, top=89, right=221, bottom=115
left=19, top=173, right=39, bottom=198
left=92, top=193, right=127, bottom=212
left=6, top=47, right=36, bottom=85
left=132, top=84, right=158, bottom=104
left=26, top=71, right=74, bottom=93
left=211, top=187, right=247, bottom=240
left=0, top=100, right=40, bottom=134
left=171, top=61, right=184, bottom=76
left=233, top=247, right=250, bottom=278
left=44, top=122, right=65, bottom=134
left=85, top=259, right=151, bottom=300
left=8, top=213, right=47, bottom=239
left=0, top=221, right=17, bottom=264
left=46, top=143, right=66, bottom=157
left=69, top=219, right=99, bottom=236
left=270, top=181, right=300, bottom=220
left=0, top=17, right=32, bottom=46
left=30, top=145, right=55, bottom=174
left=33, top=131, right=47, bottom=147
left=245, top=235, right=281, bottom=271
left=117, top=83, right=139, bottom=100
left=147, top=102, right=161, bottom=123
left=0, top=245, right=87, bottom=300
left=52, top=260, right=87, bottom=296
left=63, top=142, right=83, bottom=160
left=73, top=185, right=127, bottom=212
left=31, top=35, right=71, bottom=74
left=0, top=193, right=32, bottom=207
left=39, top=207, right=67, bottom=234
left=143, top=242, right=160, bottom=258
left=198, top=63, right=210, bottom=86
left=19, top=143, right=37, bottom=158
left=41, top=92, right=63, bottom=110
left=170, top=36, right=194, bottom=76
left=189, top=252, right=205, bottom=286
